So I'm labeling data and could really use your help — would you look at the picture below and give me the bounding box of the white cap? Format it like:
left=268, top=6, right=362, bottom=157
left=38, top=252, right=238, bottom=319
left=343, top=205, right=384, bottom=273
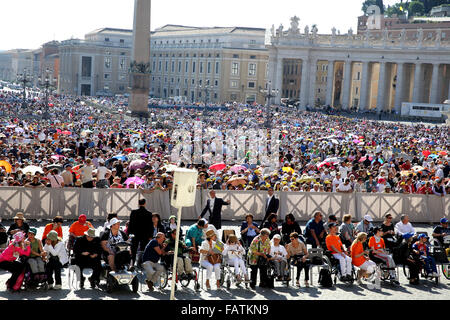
left=364, top=215, right=373, bottom=222
left=273, top=234, right=281, bottom=240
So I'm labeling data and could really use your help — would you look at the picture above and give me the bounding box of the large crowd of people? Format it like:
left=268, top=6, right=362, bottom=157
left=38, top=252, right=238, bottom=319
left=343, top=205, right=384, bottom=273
left=0, top=88, right=449, bottom=294
left=0, top=90, right=449, bottom=196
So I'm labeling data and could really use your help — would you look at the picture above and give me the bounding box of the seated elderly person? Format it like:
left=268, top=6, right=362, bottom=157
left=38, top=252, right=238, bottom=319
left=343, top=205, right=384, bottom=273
left=355, top=215, right=374, bottom=235
left=394, top=214, right=416, bottom=239
left=269, top=234, right=288, bottom=281
left=100, top=218, right=129, bottom=272
left=163, top=229, right=195, bottom=280
left=240, top=214, right=260, bottom=248
left=73, top=228, right=102, bottom=289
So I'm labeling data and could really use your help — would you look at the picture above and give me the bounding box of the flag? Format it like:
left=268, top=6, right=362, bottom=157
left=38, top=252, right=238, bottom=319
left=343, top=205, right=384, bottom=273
left=399, top=6, right=403, bottom=11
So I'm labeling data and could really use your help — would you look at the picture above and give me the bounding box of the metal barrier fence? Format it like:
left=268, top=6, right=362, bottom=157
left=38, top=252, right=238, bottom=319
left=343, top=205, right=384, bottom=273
left=0, top=187, right=448, bottom=223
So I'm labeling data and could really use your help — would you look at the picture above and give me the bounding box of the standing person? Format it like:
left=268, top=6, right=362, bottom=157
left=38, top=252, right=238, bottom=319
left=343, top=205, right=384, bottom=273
left=304, top=211, right=326, bottom=248
left=247, top=228, right=272, bottom=290
left=199, top=190, right=230, bottom=230
left=46, top=169, right=65, bottom=188
left=285, top=232, right=309, bottom=287
left=262, top=187, right=279, bottom=225
left=44, top=230, right=69, bottom=290
left=79, top=158, right=94, bottom=188
left=42, top=216, right=64, bottom=242
left=7, top=213, right=30, bottom=240
left=128, top=199, right=152, bottom=267
left=142, top=232, right=167, bottom=291
left=0, top=231, right=31, bottom=292
left=326, top=222, right=353, bottom=281
left=61, top=164, right=74, bottom=187
left=350, top=232, right=377, bottom=285
left=149, top=213, right=166, bottom=240
left=95, top=161, right=110, bottom=188
left=73, top=228, right=102, bottom=289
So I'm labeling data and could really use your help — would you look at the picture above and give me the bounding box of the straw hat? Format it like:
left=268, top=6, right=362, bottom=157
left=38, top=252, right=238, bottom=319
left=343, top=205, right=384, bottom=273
left=13, top=212, right=26, bottom=222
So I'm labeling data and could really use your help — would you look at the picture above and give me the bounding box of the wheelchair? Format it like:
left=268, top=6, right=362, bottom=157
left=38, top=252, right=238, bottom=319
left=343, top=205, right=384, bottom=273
left=221, top=254, right=251, bottom=289
left=323, top=250, right=356, bottom=285
left=369, top=253, right=400, bottom=285
left=22, top=257, right=49, bottom=291
left=158, top=251, right=200, bottom=292
left=403, top=257, right=440, bottom=286
left=100, top=240, right=139, bottom=293
left=431, top=236, right=450, bottom=280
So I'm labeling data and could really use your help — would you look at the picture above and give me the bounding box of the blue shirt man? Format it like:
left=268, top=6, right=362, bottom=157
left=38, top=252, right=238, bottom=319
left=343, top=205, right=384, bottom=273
left=304, top=212, right=326, bottom=248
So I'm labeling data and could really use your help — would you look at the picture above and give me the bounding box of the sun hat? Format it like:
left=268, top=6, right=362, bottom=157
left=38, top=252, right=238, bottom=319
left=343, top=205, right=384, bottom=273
left=205, top=229, right=216, bottom=238
left=108, top=217, right=122, bottom=227
left=13, top=213, right=26, bottom=221
left=84, top=228, right=96, bottom=238
left=47, top=230, right=59, bottom=241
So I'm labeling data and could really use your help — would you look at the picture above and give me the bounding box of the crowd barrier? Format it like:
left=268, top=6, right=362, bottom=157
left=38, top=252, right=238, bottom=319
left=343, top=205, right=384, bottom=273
left=0, top=187, right=448, bottom=223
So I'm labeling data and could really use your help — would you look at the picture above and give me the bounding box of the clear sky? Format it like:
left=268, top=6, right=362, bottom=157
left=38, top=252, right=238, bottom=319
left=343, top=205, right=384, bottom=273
left=0, top=0, right=399, bottom=51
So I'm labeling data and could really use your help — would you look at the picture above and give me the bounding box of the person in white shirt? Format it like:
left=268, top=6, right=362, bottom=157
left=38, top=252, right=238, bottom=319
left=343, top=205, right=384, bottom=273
left=222, top=234, right=248, bottom=282
left=95, top=161, right=110, bottom=188
left=337, top=178, right=353, bottom=193
left=269, top=234, right=288, bottom=281
left=394, top=215, right=416, bottom=238
left=46, top=169, right=65, bottom=188
left=339, top=163, right=350, bottom=180
left=44, top=230, right=69, bottom=290
left=332, top=173, right=342, bottom=192
left=61, top=165, right=74, bottom=187
left=79, top=158, right=94, bottom=188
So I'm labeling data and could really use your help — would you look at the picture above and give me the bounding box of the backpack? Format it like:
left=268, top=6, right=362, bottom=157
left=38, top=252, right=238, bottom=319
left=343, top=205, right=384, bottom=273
left=432, top=246, right=449, bottom=264
left=318, top=268, right=333, bottom=287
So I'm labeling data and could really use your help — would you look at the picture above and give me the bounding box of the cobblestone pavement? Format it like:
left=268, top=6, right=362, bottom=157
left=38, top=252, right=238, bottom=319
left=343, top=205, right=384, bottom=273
left=0, top=220, right=448, bottom=300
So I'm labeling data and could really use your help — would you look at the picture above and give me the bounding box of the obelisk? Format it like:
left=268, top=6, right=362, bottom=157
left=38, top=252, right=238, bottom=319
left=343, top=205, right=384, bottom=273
left=129, top=0, right=151, bottom=118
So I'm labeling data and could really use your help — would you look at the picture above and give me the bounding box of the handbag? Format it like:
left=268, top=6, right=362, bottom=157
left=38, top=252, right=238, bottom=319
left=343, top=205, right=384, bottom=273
left=207, top=253, right=222, bottom=265
left=256, top=241, right=269, bottom=267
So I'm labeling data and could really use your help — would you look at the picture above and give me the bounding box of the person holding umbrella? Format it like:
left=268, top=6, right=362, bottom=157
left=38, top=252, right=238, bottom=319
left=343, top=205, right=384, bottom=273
left=199, top=190, right=230, bottom=230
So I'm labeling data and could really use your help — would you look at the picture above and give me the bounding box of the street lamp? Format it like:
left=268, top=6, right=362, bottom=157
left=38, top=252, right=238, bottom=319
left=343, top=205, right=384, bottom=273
left=259, top=81, right=279, bottom=129
left=16, top=68, right=33, bottom=109
left=38, top=68, right=56, bottom=119
left=197, top=84, right=213, bottom=119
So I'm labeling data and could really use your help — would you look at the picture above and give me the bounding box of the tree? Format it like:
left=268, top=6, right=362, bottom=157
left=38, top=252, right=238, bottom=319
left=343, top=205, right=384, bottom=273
left=362, top=0, right=379, bottom=13
left=409, top=1, right=425, bottom=15
left=385, top=3, right=406, bottom=16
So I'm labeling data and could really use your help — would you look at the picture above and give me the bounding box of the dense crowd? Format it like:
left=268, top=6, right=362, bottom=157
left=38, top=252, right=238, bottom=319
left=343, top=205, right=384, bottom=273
left=0, top=90, right=449, bottom=196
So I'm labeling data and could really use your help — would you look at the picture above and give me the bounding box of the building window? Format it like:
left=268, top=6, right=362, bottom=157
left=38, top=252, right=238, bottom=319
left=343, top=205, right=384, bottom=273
left=215, top=62, right=220, bottom=74
left=104, top=73, right=111, bottom=80
left=215, top=80, right=219, bottom=86
left=231, top=62, right=239, bottom=76
left=119, top=74, right=127, bottom=81
left=200, top=62, right=203, bottom=74
left=185, top=61, right=189, bottom=73
left=250, top=55, right=256, bottom=59
left=159, top=61, right=162, bottom=71
left=119, top=58, right=127, bottom=71
left=105, top=38, right=110, bottom=42
left=231, top=80, right=238, bottom=88
left=171, top=61, right=175, bottom=73
left=178, top=61, right=182, bottom=73
left=192, top=61, right=196, bottom=73
left=207, top=62, right=211, bottom=74
left=248, top=82, right=255, bottom=88
left=152, top=61, right=156, bottom=71
left=104, top=57, right=112, bottom=69
left=120, top=39, right=124, bottom=44
left=233, top=54, right=239, bottom=58
left=165, top=61, right=168, bottom=72
left=249, top=63, right=257, bottom=76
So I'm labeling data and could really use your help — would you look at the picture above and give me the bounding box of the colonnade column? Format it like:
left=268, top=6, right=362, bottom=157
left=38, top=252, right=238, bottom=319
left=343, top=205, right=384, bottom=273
left=358, top=61, right=370, bottom=111
left=273, top=56, right=283, bottom=105
left=430, top=63, right=440, bottom=104
left=412, top=63, right=423, bottom=103
left=308, top=59, right=318, bottom=107
left=341, top=60, right=352, bottom=109
left=394, top=62, right=405, bottom=114
left=376, top=61, right=387, bottom=113
left=325, top=60, right=335, bottom=106
left=300, top=58, right=310, bottom=108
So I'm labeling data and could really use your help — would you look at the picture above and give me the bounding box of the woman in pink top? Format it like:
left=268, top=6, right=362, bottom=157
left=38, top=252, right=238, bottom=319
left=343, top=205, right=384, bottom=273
left=0, top=231, right=31, bottom=291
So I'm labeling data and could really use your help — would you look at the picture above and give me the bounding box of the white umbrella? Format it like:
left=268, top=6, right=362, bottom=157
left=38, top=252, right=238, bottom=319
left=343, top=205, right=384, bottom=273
left=81, top=129, right=93, bottom=137
left=127, top=153, right=142, bottom=161
left=22, top=165, right=44, bottom=175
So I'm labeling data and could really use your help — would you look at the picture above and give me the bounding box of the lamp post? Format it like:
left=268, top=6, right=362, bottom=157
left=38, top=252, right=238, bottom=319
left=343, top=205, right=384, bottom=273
left=38, top=68, right=56, bottom=119
left=197, top=84, right=213, bottom=119
left=259, top=81, right=279, bottom=129
left=17, top=68, right=33, bottom=109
